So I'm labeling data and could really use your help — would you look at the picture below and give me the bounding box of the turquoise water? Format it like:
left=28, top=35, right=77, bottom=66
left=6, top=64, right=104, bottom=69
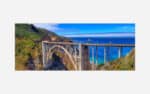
left=70, top=37, right=135, bottom=64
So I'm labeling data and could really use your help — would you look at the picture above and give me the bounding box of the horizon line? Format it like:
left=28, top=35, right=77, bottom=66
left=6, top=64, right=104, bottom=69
left=62, top=32, right=135, bottom=38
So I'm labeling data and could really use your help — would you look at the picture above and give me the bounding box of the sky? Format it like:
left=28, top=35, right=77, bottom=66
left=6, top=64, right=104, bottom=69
left=33, top=23, right=135, bottom=37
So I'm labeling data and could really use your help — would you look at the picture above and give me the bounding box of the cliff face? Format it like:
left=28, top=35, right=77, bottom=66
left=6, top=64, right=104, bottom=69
left=15, top=24, right=72, bottom=70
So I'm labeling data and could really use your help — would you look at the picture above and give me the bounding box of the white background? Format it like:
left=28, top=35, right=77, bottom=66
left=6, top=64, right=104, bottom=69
left=0, top=0, right=150, bottom=94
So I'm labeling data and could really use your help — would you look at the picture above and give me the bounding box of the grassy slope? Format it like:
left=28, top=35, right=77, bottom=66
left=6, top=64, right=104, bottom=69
left=97, top=48, right=135, bottom=70
left=15, top=24, right=59, bottom=70
left=15, top=24, right=73, bottom=70
left=15, top=24, right=43, bottom=70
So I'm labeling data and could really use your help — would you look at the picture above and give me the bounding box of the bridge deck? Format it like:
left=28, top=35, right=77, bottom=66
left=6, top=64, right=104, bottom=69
left=42, top=41, right=135, bottom=47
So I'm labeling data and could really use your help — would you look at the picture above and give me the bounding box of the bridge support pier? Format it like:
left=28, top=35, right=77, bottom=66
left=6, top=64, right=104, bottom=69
left=118, top=47, right=122, bottom=58
left=78, top=43, right=82, bottom=70
left=96, top=46, right=98, bottom=70
left=92, top=47, right=95, bottom=70
left=104, top=47, right=107, bottom=63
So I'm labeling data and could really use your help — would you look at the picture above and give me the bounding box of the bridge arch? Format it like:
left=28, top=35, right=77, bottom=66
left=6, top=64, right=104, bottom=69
left=46, top=45, right=77, bottom=70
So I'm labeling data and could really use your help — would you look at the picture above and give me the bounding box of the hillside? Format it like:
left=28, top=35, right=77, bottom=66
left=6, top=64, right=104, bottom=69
left=15, top=24, right=72, bottom=70
left=97, top=48, right=135, bottom=70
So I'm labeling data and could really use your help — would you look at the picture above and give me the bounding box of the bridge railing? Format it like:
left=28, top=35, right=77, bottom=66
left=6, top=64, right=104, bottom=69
left=42, top=41, right=135, bottom=47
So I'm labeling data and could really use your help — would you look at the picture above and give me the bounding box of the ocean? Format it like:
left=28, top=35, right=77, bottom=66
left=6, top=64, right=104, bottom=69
left=70, top=37, right=135, bottom=64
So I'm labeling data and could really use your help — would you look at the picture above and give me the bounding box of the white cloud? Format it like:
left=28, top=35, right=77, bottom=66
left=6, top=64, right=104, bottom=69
left=33, top=23, right=60, bottom=31
left=64, top=32, right=135, bottom=37
left=117, top=25, right=135, bottom=32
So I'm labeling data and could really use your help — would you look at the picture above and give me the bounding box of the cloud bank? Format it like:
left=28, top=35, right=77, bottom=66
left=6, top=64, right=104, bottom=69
left=64, top=32, right=135, bottom=37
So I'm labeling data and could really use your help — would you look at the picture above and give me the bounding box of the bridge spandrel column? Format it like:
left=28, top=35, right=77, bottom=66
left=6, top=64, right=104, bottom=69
left=42, top=41, right=46, bottom=67
left=74, top=47, right=77, bottom=62
left=78, top=43, right=82, bottom=70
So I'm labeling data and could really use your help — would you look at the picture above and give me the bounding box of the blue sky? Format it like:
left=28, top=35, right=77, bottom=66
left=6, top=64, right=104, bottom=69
left=34, top=23, right=135, bottom=37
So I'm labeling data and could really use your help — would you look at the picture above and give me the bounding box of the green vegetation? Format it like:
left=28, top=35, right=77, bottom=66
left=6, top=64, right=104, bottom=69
left=97, top=48, right=135, bottom=70
left=15, top=24, right=73, bottom=70
left=15, top=24, right=43, bottom=70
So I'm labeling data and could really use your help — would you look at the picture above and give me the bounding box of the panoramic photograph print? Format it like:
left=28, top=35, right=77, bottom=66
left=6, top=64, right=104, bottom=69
left=15, top=23, right=135, bottom=71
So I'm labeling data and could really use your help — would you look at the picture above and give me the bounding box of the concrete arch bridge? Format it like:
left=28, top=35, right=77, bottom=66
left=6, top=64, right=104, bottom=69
left=42, top=41, right=135, bottom=70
